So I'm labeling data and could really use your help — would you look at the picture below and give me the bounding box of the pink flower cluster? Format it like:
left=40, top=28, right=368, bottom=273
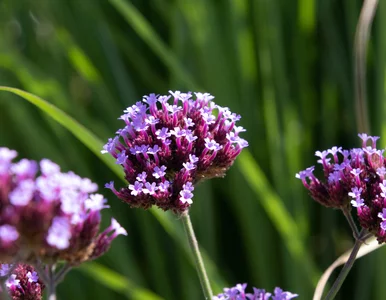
left=102, top=91, right=248, bottom=213
left=296, top=134, right=386, bottom=243
left=0, top=147, right=127, bottom=265
left=1, top=264, right=44, bottom=300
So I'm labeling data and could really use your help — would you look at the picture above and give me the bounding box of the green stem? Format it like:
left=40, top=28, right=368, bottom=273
left=324, top=230, right=364, bottom=300
left=1, top=280, right=11, bottom=300
left=54, top=264, right=72, bottom=284
left=33, top=262, right=57, bottom=299
left=48, top=265, right=57, bottom=300
left=342, top=208, right=360, bottom=240
left=181, top=211, right=213, bottom=299
left=354, top=0, right=378, bottom=134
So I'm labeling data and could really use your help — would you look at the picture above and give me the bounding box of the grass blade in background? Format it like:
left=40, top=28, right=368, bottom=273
left=237, top=151, right=319, bottom=282
left=108, top=0, right=199, bottom=90
left=80, top=262, right=164, bottom=300
left=0, top=86, right=122, bottom=177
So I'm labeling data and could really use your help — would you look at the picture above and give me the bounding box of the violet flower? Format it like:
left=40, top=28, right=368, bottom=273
left=213, top=283, right=298, bottom=300
left=102, top=91, right=248, bottom=213
left=0, top=147, right=127, bottom=265
left=0, top=263, right=44, bottom=300
left=296, top=134, right=386, bottom=243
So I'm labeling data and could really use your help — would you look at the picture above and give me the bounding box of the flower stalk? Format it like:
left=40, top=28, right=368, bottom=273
left=354, top=0, right=379, bottom=134
left=54, top=264, right=72, bottom=284
left=0, top=281, right=11, bottom=300
left=181, top=211, right=213, bottom=299
left=48, top=265, right=56, bottom=300
left=324, top=230, right=365, bottom=300
left=342, top=208, right=360, bottom=240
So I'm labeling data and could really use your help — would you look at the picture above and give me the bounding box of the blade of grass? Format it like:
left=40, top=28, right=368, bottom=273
left=79, top=262, right=164, bottom=300
left=0, top=86, right=122, bottom=177
left=237, top=150, right=320, bottom=284
left=108, top=0, right=199, bottom=90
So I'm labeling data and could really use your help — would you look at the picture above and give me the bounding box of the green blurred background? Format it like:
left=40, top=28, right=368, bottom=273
left=0, top=0, right=385, bottom=299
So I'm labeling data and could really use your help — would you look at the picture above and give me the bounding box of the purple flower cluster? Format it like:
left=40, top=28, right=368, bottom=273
left=102, top=91, right=248, bottom=213
left=0, top=147, right=127, bottom=265
left=213, top=283, right=298, bottom=300
left=0, top=263, right=44, bottom=300
left=296, top=134, right=386, bottom=243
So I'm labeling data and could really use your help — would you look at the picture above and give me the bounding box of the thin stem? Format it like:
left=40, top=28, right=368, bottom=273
left=54, top=264, right=72, bottom=285
left=342, top=208, right=360, bottom=240
left=361, top=232, right=373, bottom=242
left=324, top=230, right=365, bottom=300
left=0, top=280, right=11, bottom=300
left=47, top=265, right=57, bottom=300
left=354, top=0, right=378, bottom=134
left=180, top=211, right=213, bottom=300
left=32, top=262, right=50, bottom=285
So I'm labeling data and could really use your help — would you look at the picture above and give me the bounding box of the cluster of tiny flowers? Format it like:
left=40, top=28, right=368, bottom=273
left=0, top=148, right=127, bottom=265
left=296, top=134, right=386, bottom=243
left=0, top=263, right=44, bottom=300
left=213, top=284, right=298, bottom=300
left=102, top=91, right=248, bottom=213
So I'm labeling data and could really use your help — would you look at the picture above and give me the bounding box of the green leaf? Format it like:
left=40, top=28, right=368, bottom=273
left=79, top=262, right=164, bottom=300
left=108, top=0, right=199, bottom=90
left=237, top=150, right=320, bottom=283
left=0, top=86, right=122, bottom=178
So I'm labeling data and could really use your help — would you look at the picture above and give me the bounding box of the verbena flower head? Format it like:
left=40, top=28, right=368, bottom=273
left=102, top=91, right=248, bottom=213
left=296, top=134, right=386, bottom=243
left=213, top=283, right=298, bottom=300
left=0, top=263, right=44, bottom=300
left=0, top=148, right=127, bottom=265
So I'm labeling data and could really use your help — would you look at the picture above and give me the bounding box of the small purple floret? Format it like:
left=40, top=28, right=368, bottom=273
left=116, top=152, right=127, bottom=165
left=85, top=194, right=110, bottom=211
left=143, top=182, right=158, bottom=195
left=179, top=190, right=193, bottom=205
left=27, top=271, right=39, bottom=283
left=129, top=181, right=143, bottom=196
left=0, top=225, right=19, bottom=243
left=189, top=154, right=199, bottom=164
left=5, top=274, right=20, bottom=288
left=183, top=162, right=196, bottom=171
left=153, top=166, right=167, bottom=179
left=156, top=127, right=171, bottom=140
left=136, top=172, right=148, bottom=182
left=0, top=264, right=11, bottom=276
left=272, top=287, right=298, bottom=300
left=205, top=138, right=222, bottom=151
left=46, top=217, right=71, bottom=250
